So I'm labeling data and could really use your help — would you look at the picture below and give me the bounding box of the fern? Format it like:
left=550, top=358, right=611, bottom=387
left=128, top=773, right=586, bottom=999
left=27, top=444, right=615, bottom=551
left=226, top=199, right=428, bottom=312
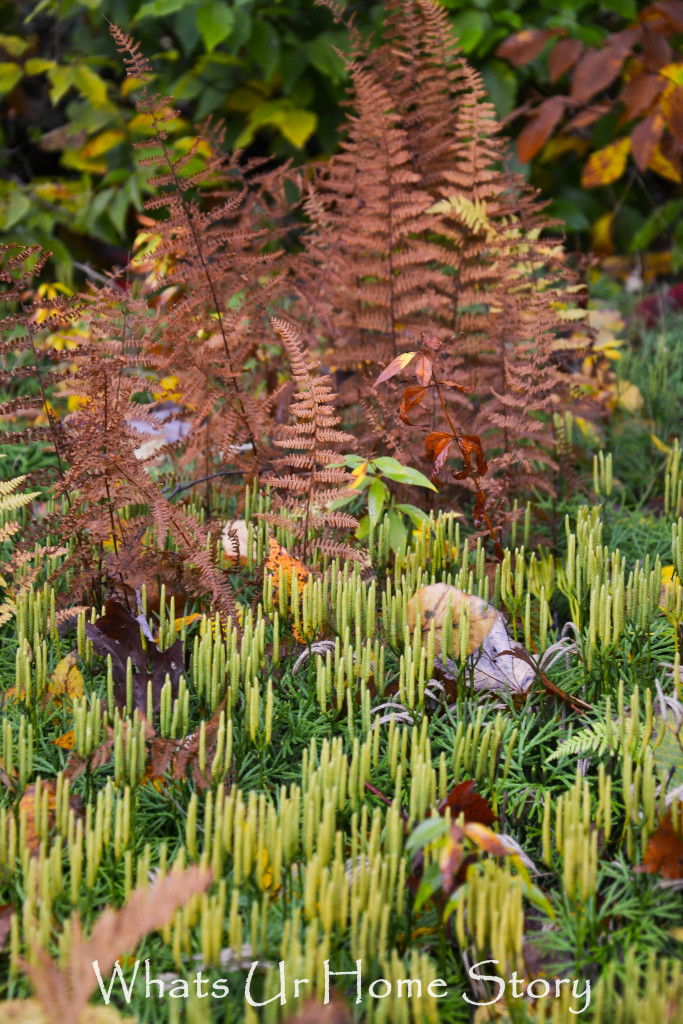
left=549, top=720, right=617, bottom=762
left=257, top=317, right=367, bottom=566
left=0, top=454, right=41, bottom=625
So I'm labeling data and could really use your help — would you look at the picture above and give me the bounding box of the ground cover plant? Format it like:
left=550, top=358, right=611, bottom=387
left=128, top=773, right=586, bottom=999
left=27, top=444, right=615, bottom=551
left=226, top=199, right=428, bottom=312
left=0, top=2, right=682, bottom=1022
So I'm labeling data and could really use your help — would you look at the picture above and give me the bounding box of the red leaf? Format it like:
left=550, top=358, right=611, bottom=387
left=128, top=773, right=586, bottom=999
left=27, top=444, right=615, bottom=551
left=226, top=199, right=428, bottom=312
left=473, top=489, right=487, bottom=528
left=85, top=600, right=183, bottom=714
left=399, top=385, right=427, bottom=424
left=643, top=25, right=672, bottom=71
left=440, top=379, right=475, bottom=392
left=565, top=103, right=611, bottom=131
left=651, top=0, right=683, bottom=32
left=437, top=780, right=496, bottom=826
left=621, top=73, right=665, bottom=121
left=570, top=31, right=638, bottom=105
left=517, top=96, right=568, bottom=162
left=636, top=808, right=683, bottom=880
left=548, top=37, right=583, bottom=82
left=374, top=351, right=417, bottom=386
left=631, top=112, right=665, bottom=171
left=425, top=430, right=454, bottom=475
left=459, top=434, right=488, bottom=476
left=496, top=29, right=556, bottom=67
left=413, top=352, right=433, bottom=386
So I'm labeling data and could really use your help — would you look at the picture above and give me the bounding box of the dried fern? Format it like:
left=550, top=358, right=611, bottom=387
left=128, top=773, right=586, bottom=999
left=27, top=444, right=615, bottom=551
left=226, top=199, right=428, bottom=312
left=258, top=317, right=366, bottom=566
left=0, top=455, right=41, bottom=625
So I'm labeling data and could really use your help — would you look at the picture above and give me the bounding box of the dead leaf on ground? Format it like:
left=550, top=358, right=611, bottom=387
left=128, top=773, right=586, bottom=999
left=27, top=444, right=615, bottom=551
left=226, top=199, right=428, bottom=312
left=85, top=600, right=183, bottom=714
left=636, top=806, right=683, bottom=880
left=436, top=780, right=496, bottom=826
left=18, top=781, right=84, bottom=855
left=407, top=584, right=497, bottom=657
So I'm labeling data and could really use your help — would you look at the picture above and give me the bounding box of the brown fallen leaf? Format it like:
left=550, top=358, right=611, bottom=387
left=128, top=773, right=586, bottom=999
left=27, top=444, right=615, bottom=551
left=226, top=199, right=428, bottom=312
left=18, top=780, right=84, bottom=855
left=436, top=780, right=496, bottom=825
left=85, top=600, right=183, bottom=714
left=636, top=806, right=683, bottom=880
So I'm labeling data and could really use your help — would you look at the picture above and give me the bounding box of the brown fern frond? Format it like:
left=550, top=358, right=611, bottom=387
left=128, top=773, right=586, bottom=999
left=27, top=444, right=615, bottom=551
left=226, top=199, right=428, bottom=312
left=257, top=317, right=366, bottom=567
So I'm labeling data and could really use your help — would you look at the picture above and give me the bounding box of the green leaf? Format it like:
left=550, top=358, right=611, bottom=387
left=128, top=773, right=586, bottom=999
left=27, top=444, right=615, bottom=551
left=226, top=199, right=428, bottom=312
left=270, top=107, right=317, bottom=148
left=250, top=20, right=280, bottom=80
left=305, top=32, right=348, bottom=85
left=372, top=457, right=438, bottom=490
left=45, top=66, right=72, bottom=105
left=629, top=200, right=683, bottom=253
left=387, top=508, right=408, bottom=554
left=0, top=63, right=22, bottom=97
left=405, top=816, right=450, bottom=857
left=136, top=0, right=190, bottom=20
left=197, top=0, right=235, bottom=52
left=480, top=59, right=518, bottom=119
left=414, top=860, right=442, bottom=913
left=367, top=478, right=387, bottom=527
left=449, top=10, right=489, bottom=53
left=0, top=191, right=30, bottom=230
left=394, top=503, right=430, bottom=527
left=73, top=65, right=110, bottom=109
left=602, top=0, right=636, bottom=15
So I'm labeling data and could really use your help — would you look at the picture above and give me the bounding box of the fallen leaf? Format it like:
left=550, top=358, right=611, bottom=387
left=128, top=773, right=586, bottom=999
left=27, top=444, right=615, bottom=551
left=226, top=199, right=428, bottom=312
left=18, top=781, right=83, bottom=855
left=437, top=780, right=496, bottom=826
left=221, top=519, right=253, bottom=564
left=53, top=730, right=75, bottom=751
left=3, top=652, right=83, bottom=710
left=266, top=538, right=310, bottom=591
left=406, top=584, right=498, bottom=657
left=85, top=601, right=183, bottom=714
left=636, top=807, right=683, bottom=879
left=48, top=653, right=84, bottom=702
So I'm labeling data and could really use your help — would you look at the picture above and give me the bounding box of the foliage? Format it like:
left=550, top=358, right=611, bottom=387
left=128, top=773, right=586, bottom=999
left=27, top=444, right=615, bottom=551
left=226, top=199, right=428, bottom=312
left=497, top=0, right=683, bottom=267
left=1, top=7, right=683, bottom=1022
left=0, top=0, right=363, bottom=279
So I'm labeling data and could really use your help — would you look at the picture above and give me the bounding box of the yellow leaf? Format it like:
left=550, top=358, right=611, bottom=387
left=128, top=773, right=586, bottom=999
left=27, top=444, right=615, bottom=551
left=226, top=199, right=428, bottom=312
left=48, top=653, right=84, bottom=702
left=350, top=461, right=370, bottom=489
left=581, top=138, right=631, bottom=188
left=611, top=380, right=643, bottom=413
left=53, top=730, right=75, bottom=751
left=79, top=130, right=125, bottom=159
left=590, top=212, right=614, bottom=255
left=659, top=63, right=683, bottom=87
left=648, top=141, right=682, bottom=183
